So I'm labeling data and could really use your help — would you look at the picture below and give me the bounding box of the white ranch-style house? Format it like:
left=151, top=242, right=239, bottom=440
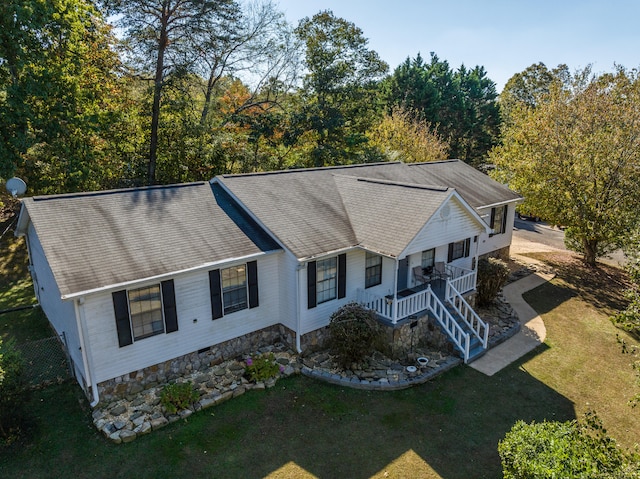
left=16, top=160, right=521, bottom=405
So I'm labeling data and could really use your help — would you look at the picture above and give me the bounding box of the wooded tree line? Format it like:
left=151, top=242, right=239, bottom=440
left=3, top=0, right=640, bottom=269
left=0, top=0, right=500, bottom=194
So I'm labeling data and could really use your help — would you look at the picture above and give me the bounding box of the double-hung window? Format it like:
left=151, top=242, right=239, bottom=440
left=365, top=252, right=382, bottom=288
left=316, top=257, right=338, bottom=304
left=128, top=285, right=164, bottom=340
left=221, top=265, right=247, bottom=314
left=112, top=280, right=179, bottom=347
left=490, top=205, right=508, bottom=235
left=208, top=261, right=259, bottom=320
left=421, top=248, right=435, bottom=270
left=448, top=238, right=471, bottom=262
left=307, top=254, right=346, bottom=309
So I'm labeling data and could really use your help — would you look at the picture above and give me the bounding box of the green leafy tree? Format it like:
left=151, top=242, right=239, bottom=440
left=293, top=10, right=388, bottom=167
left=0, top=0, right=133, bottom=193
left=102, top=0, right=241, bottom=185
left=383, top=53, right=500, bottom=166
left=491, top=66, right=640, bottom=266
left=499, top=62, right=569, bottom=125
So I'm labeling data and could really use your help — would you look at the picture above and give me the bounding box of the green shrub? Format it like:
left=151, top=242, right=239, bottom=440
left=160, top=381, right=198, bottom=415
left=0, top=338, right=29, bottom=446
left=244, top=353, right=282, bottom=382
left=328, top=302, right=380, bottom=369
left=476, top=257, right=510, bottom=306
left=499, top=413, right=640, bottom=479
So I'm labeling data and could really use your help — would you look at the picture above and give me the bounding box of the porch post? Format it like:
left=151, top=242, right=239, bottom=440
left=392, top=257, right=399, bottom=324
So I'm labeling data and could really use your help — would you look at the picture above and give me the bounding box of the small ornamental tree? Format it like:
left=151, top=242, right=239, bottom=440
left=0, top=339, right=29, bottom=445
left=476, top=257, right=510, bottom=306
left=328, top=303, right=380, bottom=369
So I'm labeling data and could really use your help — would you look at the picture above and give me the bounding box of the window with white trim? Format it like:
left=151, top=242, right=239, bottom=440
left=421, top=248, right=435, bottom=269
left=128, top=285, right=164, bottom=340
left=316, top=257, right=338, bottom=304
left=490, top=205, right=508, bottom=235
left=448, top=238, right=471, bottom=262
left=221, top=264, right=248, bottom=314
left=365, top=252, right=382, bottom=288
left=113, top=280, right=178, bottom=347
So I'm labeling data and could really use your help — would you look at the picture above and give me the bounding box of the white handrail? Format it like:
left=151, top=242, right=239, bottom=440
left=446, top=281, right=489, bottom=348
left=357, top=287, right=471, bottom=362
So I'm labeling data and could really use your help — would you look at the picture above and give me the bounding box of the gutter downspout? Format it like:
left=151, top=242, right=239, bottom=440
left=74, top=298, right=99, bottom=407
left=295, top=262, right=304, bottom=353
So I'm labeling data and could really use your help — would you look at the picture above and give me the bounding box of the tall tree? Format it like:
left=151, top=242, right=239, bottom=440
left=499, top=62, right=569, bottom=125
left=383, top=53, right=500, bottom=166
left=491, top=66, right=640, bottom=266
left=0, top=0, right=132, bottom=193
left=294, top=10, right=388, bottom=167
left=102, top=0, right=240, bottom=184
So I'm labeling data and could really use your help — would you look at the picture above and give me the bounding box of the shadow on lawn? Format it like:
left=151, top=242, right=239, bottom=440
left=153, top=345, right=575, bottom=479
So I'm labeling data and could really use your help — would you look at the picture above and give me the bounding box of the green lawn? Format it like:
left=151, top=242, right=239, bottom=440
left=1, top=233, right=638, bottom=478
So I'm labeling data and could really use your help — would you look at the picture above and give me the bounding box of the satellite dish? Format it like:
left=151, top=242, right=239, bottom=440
left=5, top=177, right=27, bottom=197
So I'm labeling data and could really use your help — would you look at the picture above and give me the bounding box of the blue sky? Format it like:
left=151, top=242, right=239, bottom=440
left=276, top=0, right=640, bottom=91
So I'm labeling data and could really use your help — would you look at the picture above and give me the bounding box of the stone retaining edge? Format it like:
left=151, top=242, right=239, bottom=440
left=301, top=356, right=463, bottom=391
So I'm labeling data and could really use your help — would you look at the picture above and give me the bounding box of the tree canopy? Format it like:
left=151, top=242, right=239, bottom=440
left=293, top=10, right=388, bottom=167
left=383, top=52, right=500, bottom=166
left=1, top=3, right=508, bottom=194
left=491, top=66, right=640, bottom=266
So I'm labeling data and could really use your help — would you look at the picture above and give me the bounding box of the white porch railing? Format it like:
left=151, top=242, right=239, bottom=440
left=447, top=266, right=476, bottom=295
left=445, top=282, right=489, bottom=349
left=356, top=286, right=472, bottom=362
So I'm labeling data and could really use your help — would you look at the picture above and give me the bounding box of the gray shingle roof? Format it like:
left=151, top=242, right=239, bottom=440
left=334, top=176, right=451, bottom=257
left=21, top=182, right=279, bottom=297
left=218, top=160, right=521, bottom=260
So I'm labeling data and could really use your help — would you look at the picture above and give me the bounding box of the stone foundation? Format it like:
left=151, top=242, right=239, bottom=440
left=299, top=313, right=453, bottom=361
left=372, top=313, right=453, bottom=359
left=299, top=326, right=331, bottom=353
left=97, top=324, right=295, bottom=403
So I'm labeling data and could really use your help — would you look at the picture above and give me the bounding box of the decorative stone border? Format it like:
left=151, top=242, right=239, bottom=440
left=301, top=355, right=462, bottom=391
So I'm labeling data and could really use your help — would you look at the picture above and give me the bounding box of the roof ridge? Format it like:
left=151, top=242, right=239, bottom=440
left=219, top=161, right=403, bottom=179
left=350, top=176, right=450, bottom=192
left=31, top=182, right=206, bottom=202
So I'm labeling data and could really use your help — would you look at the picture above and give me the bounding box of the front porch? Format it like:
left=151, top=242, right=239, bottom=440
left=356, top=265, right=489, bottom=363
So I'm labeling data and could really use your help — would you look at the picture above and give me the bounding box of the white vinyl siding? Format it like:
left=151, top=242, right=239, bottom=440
left=81, top=253, right=282, bottom=384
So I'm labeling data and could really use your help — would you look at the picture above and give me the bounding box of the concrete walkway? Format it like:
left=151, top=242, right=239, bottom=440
left=470, top=265, right=555, bottom=376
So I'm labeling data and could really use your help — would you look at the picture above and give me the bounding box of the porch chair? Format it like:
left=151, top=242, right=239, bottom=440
left=412, top=266, right=428, bottom=285
left=434, top=261, right=449, bottom=281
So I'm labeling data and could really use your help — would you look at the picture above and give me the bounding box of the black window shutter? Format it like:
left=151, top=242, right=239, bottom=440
left=247, top=260, right=259, bottom=309
left=337, top=253, right=347, bottom=299
left=161, top=280, right=178, bottom=333
left=307, top=261, right=317, bottom=309
left=112, top=290, right=133, bottom=347
left=447, top=243, right=454, bottom=263
left=209, top=269, right=223, bottom=320
left=464, top=238, right=471, bottom=257
left=501, top=205, right=508, bottom=234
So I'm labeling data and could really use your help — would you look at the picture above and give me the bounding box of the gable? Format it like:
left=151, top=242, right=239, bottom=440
left=401, top=194, right=489, bottom=257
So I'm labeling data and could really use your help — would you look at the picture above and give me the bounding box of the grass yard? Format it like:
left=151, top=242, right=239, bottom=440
left=1, top=222, right=638, bottom=478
